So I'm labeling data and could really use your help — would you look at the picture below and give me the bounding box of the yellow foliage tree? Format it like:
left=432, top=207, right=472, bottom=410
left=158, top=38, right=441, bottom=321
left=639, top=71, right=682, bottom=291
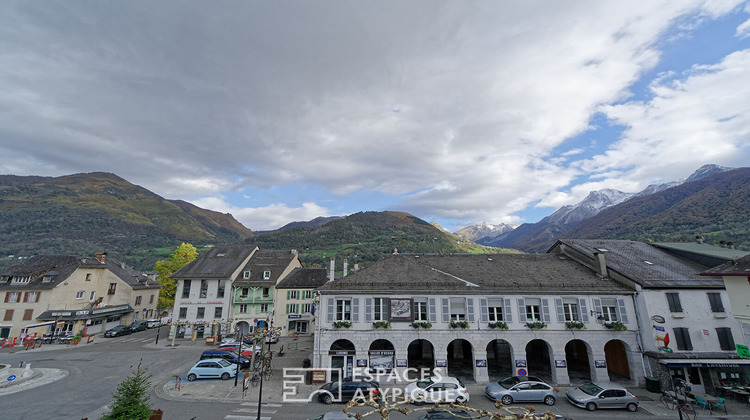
left=154, top=243, right=197, bottom=310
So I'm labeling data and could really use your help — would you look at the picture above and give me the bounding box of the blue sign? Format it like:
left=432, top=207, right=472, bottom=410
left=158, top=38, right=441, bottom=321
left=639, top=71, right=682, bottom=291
left=517, top=368, right=527, bottom=376
left=7, top=375, right=16, bottom=381
left=288, top=314, right=302, bottom=319
left=654, top=326, right=665, bottom=332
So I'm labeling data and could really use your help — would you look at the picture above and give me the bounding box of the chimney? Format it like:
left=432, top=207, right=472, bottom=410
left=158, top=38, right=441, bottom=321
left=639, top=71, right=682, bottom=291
left=329, top=258, right=335, bottom=282
left=727, top=241, right=735, bottom=250
left=95, top=252, right=107, bottom=263
left=353, top=263, right=359, bottom=273
left=719, top=240, right=727, bottom=248
left=343, top=259, right=348, bottom=277
left=695, top=235, right=704, bottom=244
left=291, top=249, right=298, bottom=256
left=393, top=248, right=398, bottom=255
left=593, top=251, right=608, bottom=277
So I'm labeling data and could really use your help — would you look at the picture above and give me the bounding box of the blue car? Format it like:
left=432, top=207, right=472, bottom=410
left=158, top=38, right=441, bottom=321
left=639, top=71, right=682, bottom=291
left=187, top=358, right=237, bottom=381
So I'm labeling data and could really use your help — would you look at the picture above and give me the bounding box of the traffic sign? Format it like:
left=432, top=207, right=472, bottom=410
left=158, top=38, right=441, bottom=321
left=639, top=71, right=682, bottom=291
left=738, top=344, right=750, bottom=359
left=7, top=375, right=16, bottom=381
left=517, top=368, right=527, bottom=376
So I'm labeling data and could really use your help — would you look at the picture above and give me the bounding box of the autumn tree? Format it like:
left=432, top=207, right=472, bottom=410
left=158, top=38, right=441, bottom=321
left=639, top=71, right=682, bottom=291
left=154, top=242, right=197, bottom=310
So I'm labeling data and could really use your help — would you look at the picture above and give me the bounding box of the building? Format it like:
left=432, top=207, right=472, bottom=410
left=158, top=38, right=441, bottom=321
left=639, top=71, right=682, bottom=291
left=314, top=253, right=642, bottom=385
left=170, top=244, right=258, bottom=339
left=0, top=253, right=160, bottom=338
left=231, top=249, right=302, bottom=334
left=550, top=239, right=748, bottom=394
left=274, top=267, right=328, bottom=336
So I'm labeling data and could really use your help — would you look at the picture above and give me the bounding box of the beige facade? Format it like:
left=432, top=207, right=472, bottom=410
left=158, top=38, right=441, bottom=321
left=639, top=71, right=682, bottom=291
left=273, top=287, right=316, bottom=335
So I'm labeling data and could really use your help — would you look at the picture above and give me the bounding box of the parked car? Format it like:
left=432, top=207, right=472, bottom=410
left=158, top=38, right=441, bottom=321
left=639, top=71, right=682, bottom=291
left=316, top=379, right=381, bottom=404
left=405, top=376, right=470, bottom=404
left=145, top=319, right=161, bottom=328
left=104, top=325, right=133, bottom=337
left=200, top=349, right=252, bottom=369
left=307, top=413, right=351, bottom=420
left=220, top=333, right=255, bottom=346
left=186, top=358, right=236, bottom=381
left=485, top=379, right=558, bottom=406
left=566, top=382, right=638, bottom=412
left=415, top=409, right=474, bottom=419
left=216, top=343, right=262, bottom=358
left=129, top=321, right=148, bottom=332
left=265, top=333, right=279, bottom=344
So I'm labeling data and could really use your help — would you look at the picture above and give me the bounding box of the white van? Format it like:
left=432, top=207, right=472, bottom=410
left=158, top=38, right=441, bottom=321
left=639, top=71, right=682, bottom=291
left=146, top=319, right=161, bottom=329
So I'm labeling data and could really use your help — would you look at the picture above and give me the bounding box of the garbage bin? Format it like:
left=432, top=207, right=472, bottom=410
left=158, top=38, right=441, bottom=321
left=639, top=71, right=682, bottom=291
left=645, top=376, right=660, bottom=393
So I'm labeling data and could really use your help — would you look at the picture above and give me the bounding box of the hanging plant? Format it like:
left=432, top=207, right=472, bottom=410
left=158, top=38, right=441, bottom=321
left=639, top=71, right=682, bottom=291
left=449, top=320, right=470, bottom=329
left=333, top=321, right=352, bottom=329
left=411, top=321, right=432, bottom=329
left=488, top=321, right=508, bottom=330
left=604, top=321, right=627, bottom=331
left=525, top=321, right=546, bottom=330
left=372, top=321, right=391, bottom=329
left=565, top=321, right=585, bottom=330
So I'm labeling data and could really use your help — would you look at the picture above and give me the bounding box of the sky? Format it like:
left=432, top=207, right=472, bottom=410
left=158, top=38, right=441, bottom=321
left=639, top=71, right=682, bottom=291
left=1, top=1, right=749, bottom=233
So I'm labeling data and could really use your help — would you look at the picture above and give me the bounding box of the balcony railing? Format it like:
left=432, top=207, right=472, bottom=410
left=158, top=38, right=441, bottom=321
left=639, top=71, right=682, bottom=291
left=234, top=294, right=273, bottom=303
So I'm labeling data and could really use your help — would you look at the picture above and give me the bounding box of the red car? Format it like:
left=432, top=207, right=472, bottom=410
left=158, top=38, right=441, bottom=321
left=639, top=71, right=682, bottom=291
left=216, top=343, right=261, bottom=358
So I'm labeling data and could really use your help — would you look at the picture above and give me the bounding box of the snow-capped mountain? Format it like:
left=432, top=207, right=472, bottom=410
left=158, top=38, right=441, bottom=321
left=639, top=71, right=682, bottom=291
left=454, top=222, right=517, bottom=242
left=544, top=189, right=634, bottom=225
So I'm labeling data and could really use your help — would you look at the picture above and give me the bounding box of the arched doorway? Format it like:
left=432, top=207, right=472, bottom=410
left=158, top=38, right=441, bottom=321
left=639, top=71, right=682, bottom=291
left=369, top=339, right=395, bottom=374
left=486, top=339, right=513, bottom=379
left=565, top=339, right=592, bottom=383
left=408, top=339, right=435, bottom=379
left=525, top=340, right=552, bottom=382
left=604, top=340, right=631, bottom=381
left=447, top=339, right=474, bottom=381
left=235, top=321, right=250, bottom=335
left=330, top=339, right=355, bottom=382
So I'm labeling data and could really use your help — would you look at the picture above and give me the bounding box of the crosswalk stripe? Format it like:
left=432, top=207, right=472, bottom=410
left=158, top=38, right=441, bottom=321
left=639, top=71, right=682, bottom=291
left=225, top=416, right=271, bottom=420
left=140, top=338, right=151, bottom=342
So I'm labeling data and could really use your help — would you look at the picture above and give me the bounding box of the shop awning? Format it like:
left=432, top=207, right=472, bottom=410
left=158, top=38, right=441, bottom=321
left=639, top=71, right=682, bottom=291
left=22, top=321, right=55, bottom=330
left=660, top=358, right=750, bottom=368
left=36, top=304, right=134, bottom=321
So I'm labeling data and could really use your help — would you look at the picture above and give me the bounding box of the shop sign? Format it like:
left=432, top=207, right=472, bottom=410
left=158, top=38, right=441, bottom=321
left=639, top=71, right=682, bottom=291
left=51, top=311, right=72, bottom=317
left=288, top=314, right=302, bottom=319
left=368, top=350, right=395, bottom=356
left=651, top=315, right=665, bottom=323
left=311, top=370, right=327, bottom=383
left=328, top=350, right=355, bottom=355
left=661, top=347, right=673, bottom=353
left=737, top=344, right=750, bottom=359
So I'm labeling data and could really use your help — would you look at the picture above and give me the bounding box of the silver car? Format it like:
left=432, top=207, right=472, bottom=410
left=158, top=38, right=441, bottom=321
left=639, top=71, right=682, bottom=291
left=566, top=382, right=638, bottom=412
left=485, top=379, right=558, bottom=406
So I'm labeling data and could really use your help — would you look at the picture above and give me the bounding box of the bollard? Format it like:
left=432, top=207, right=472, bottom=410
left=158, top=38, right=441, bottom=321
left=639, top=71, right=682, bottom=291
left=23, top=363, right=31, bottom=377
left=19, top=361, right=25, bottom=368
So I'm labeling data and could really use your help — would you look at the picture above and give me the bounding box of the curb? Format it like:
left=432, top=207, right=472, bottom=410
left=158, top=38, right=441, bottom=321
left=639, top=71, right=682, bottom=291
left=0, top=368, right=68, bottom=395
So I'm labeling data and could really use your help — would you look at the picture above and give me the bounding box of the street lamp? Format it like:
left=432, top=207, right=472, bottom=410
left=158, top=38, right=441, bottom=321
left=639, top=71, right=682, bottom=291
left=234, top=325, right=242, bottom=387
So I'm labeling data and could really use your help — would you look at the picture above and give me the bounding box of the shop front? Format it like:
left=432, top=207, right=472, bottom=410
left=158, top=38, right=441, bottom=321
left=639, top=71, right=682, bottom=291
left=661, top=359, right=750, bottom=394
left=37, top=304, right=134, bottom=336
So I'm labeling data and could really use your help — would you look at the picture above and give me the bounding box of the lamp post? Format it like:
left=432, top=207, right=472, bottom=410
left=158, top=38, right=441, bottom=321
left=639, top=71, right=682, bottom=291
left=234, top=325, right=242, bottom=387
left=155, top=322, right=161, bottom=344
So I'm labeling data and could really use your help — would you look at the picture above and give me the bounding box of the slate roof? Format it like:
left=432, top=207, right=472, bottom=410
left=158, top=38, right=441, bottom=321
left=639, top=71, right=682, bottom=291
left=233, top=249, right=299, bottom=285
left=172, top=245, right=257, bottom=279
left=319, top=253, right=629, bottom=294
left=652, top=242, right=749, bottom=261
left=0, top=255, right=159, bottom=290
left=701, top=254, right=750, bottom=276
left=554, top=239, right=722, bottom=288
left=276, top=268, right=329, bottom=289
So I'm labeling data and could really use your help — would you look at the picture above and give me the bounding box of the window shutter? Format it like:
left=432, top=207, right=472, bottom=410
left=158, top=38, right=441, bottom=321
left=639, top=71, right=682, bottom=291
left=579, top=298, right=589, bottom=323
left=441, top=298, right=450, bottom=323
left=541, top=299, right=551, bottom=323
left=326, top=297, right=334, bottom=323
left=428, top=298, right=437, bottom=322
left=4, top=292, right=8, bottom=303
left=286, top=304, right=290, bottom=314
left=351, top=298, right=360, bottom=323
left=593, top=298, right=602, bottom=320
left=517, top=298, right=526, bottom=322
left=503, top=298, right=513, bottom=323
left=23, top=292, right=28, bottom=303
left=286, top=290, right=290, bottom=300
left=385, top=298, right=391, bottom=321
left=466, top=298, right=475, bottom=322
left=365, top=298, right=373, bottom=323
left=480, top=298, right=488, bottom=322
left=616, top=298, right=629, bottom=324
left=555, top=298, right=565, bottom=323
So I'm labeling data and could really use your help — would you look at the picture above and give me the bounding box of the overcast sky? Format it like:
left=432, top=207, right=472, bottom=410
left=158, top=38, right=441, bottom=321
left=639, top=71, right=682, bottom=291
left=1, top=1, right=749, bottom=232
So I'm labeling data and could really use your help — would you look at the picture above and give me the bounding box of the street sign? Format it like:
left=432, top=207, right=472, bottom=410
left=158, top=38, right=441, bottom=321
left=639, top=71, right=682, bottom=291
left=517, top=368, right=527, bottom=376
left=7, top=375, right=16, bottom=381
left=737, top=344, right=750, bottom=359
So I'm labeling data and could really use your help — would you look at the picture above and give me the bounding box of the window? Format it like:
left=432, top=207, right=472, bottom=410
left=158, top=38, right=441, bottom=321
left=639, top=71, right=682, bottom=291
left=241, top=287, right=249, bottom=297
left=243, top=270, right=251, bottom=279
left=303, top=303, right=313, bottom=313
left=263, top=270, right=271, bottom=279
left=90, top=291, right=96, bottom=301
left=217, top=281, right=225, bottom=299
left=260, top=303, right=269, bottom=313
left=27, top=291, right=39, bottom=302
left=3, top=310, right=13, bottom=321
left=239, top=304, right=248, bottom=314
left=373, top=298, right=388, bottom=321
left=12, top=276, right=30, bottom=283
left=262, top=287, right=270, bottom=297
left=487, top=298, right=504, bottom=322
left=5, top=291, right=19, bottom=303
left=287, top=303, right=299, bottom=314
left=304, top=290, right=314, bottom=299
left=666, top=292, right=683, bottom=312
left=23, top=309, right=33, bottom=321
left=673, top=327, right=693, bottom=350
left=214, top=307, right=222, bottom=319
left=196, top=307, right=205, bottom=319
left=182, top=280, right=191, bottom=299
left=450, top=297, right=466, bottom=321
left=716, top=327, right=735, bottom=350
left=108, top=283, right=117, bottom=295
left=135, top=296, right=142, bottom=306
left=414, top=300, right=428, bottom=321
left=707, top=293, right=725, bottom=313
left=179, top=307, right=187, bottom=319
left=289, top=290, right=299, bottom=300
left=42, top=275, right=53, bottom=282
left=200, top=280, right=208, bottom=298
left=600, top=298, right=618, bottom=322
left=562, top=298, right=579, bottom=322
left=149, top=294, right=154, bottom=304
left=525, top=298, right=541, bottom=322
left=336, top=299, right=352, bottom=321
left=76, top=290, right=85, bottom=300
left=86, top=273, right=92, bottom=281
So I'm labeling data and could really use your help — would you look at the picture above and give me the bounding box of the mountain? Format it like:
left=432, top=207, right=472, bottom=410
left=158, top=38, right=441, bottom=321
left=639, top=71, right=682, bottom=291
left=0, top=172, right=253, bottom=270
left=454, top=222, right=517, bottom=243
left=487, top=164, right=735, bottom=252
left=254, top=216, right=344, bottom=234
left=247, top=211, right=512, bottom=270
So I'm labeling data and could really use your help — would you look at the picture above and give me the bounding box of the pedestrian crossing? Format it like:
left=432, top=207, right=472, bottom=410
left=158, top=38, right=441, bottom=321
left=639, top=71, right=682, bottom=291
left=105, top=336, right=152, bottom=343
left=224, top=403, right=280, bottom=420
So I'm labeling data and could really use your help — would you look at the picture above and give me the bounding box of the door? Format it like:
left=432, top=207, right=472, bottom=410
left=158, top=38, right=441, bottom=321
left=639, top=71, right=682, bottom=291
left=512, top=383, right=534, bottom=402
left=331, top=356, right=353, bottom=382
left=599, top=389, right=618, bottom=408
left=296, top=321, right=308, bottom=333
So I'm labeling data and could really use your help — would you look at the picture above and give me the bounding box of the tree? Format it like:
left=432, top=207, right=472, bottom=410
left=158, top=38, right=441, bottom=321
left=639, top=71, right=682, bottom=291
left=154, top=242, right=197, bottom=310
left=102, top=360, right=152, bottom=420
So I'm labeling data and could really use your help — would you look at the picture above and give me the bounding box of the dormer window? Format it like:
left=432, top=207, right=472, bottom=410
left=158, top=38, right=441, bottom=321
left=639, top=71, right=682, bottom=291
left=0, top=276, right=9, bottom=283
left=12, top=276, right=30, bottom=284
left=263, top=271, right=271, bottom=280
left=243, top=270, right=251, bottom=279
left=43, top=275, right=53, bottom=282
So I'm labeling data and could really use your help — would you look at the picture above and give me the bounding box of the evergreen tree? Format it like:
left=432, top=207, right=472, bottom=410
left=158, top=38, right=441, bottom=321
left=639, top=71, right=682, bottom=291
left=102, top=360, right=153, bottom=420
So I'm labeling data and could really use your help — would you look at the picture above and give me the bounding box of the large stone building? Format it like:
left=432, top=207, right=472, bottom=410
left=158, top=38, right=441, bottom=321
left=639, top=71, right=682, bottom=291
left=0, top=253, right=160, bottom=338
left=314, top=253, right=642, bottom=385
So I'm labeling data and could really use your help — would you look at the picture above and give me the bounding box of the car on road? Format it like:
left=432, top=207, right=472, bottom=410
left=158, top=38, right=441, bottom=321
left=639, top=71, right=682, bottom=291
left=566, top=382, right=638, bottom=412
left=216, top=343, right=262, bottom=358
left=414, top=409, right=474, bottom=419
left=405, top=376, right=470, bottom=404
left=129, top=320, right=148, bottom=332
left=265, top=333, right=279, bottom=344
left=200, top=349, right=252, bottom=369
left=186, top=358, right=237, bottom=381
left=315, top=379, right=381, bottom=404
left=307, top=412, right=351, bottom=420
left=485, top=379, right=558, bottom=406
left=104, top=325, right=133, bottom=337
left=145, top=319, right=161, bottom=328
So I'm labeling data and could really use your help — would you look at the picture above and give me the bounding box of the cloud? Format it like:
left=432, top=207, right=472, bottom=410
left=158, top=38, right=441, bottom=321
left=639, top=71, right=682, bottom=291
left=189, top=195, right=331, bottom=231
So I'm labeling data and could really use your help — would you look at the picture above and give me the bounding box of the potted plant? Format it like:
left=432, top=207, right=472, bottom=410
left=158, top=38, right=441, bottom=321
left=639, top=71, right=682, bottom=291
left=565, top=321, right=585, bottom=330
left=525, top=321, right=546, bottom=330
left=488, top=321, right=508, bottom=330
left=72, top=333, right=83, bottom=345
left=373, top=321, right=391, bottom=329
left=411, top=321, right=432, bottom=329
left=333, top=321, right=352, bottom=329
left=449, top=320, right=470, bottom=329
left=604, top=321, right=627, bottom=331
